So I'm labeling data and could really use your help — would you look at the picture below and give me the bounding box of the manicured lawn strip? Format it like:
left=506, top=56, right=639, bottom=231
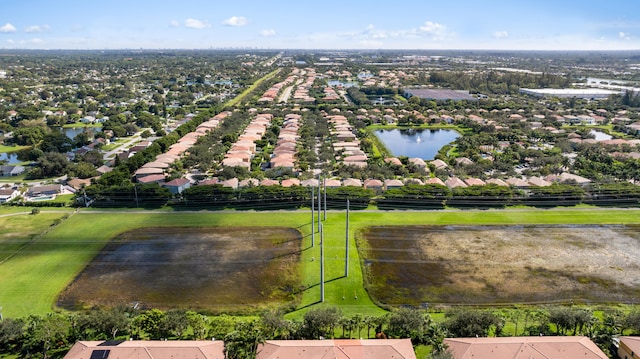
left=0, top=145, right=29, bottom=153
left=0, top=212, right=71, bottom=262
left=1, top=208, right=640, bottom=318
left=225, top=69, right=281, bottom=108
left=61, top=123, right=102, bottom=129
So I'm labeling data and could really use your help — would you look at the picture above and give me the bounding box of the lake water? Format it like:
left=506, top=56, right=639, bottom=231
left=328, top=80, right=357, bottom=87
left=63, top=126, right=101, bottom=140
left=590, top=130, right=612, bottom=141
left=375, top=128, right=460, bottom=160
left=0, top=152, right=20, bottom=164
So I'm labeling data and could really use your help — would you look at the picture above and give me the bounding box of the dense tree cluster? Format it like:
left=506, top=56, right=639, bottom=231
left=0, top=305, right=636, bottom=359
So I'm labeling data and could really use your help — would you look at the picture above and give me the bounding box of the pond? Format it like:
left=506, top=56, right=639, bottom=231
left=590, top=129, right=612, bottom=141
left=328, top=80, right=357, bottom=87
left=374, top=128, right=460, bottom=160
left=0, top=152, right=20, bottom=164
left=63, top=126, right=101, bottom=140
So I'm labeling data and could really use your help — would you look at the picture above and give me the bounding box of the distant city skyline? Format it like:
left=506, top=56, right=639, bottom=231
left=2, top=0, right=640, bottom=50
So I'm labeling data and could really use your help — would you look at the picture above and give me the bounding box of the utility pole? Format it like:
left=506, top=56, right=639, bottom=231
left=345, top=199, right=349, bottom=277
left=317, top=177, right=321, bottom=232
left=320, top=222, right=325, bottom=303
left=323, top=176, right=327, bottom=221
left=134, top=184, right=139, bottom=207
left=311, top=186, right=315, bottom=247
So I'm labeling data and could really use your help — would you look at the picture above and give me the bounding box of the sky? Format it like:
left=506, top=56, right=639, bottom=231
left=2, top=0, right=640, bottom=51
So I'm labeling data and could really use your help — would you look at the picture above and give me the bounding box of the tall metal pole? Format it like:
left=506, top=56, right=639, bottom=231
left=345, top=199, right=349, bottom=277
left=317, top=178, right=321, bottom=232
left=320, top=222, right=325, bottom=303
left=323, top=177, right=327, bottom=221
left=311, top=186, right=315, bottom=247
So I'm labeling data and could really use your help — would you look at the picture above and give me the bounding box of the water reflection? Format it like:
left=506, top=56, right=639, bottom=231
left=375, top=128, right=459, bottom=160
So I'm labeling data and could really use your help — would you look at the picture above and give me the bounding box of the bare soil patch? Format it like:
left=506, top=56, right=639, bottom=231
left=358, top=225, right=640, bottom=306
left=57, top=227, right=302, bottom=312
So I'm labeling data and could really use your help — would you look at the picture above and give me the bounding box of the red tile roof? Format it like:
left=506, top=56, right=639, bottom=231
left=64, top=341, right=225, bottom=359
left=256, top=339, right=416, bottom=359
left=444, top=336, right=607, bottom=359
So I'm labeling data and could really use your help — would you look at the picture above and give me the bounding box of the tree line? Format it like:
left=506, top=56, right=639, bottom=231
left=71, top=182, right=640, bottom=210
left=1, top=305, right=638, bottom=359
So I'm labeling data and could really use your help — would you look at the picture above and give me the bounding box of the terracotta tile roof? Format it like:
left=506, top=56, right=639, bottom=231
left=64, top=340, right=225, bottom=359
left=425, top=177, right=446, bottom=186
left=256, top=339, right=416, bottom=359
left=444, top=336, right=607, bottom=359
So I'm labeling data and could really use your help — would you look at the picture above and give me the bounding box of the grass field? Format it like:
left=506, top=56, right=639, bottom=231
left=225, top=69, right=281, bottom=108
left=1, top=207, right=640, bottom=318
left=0, top=145, right=29, bottom=153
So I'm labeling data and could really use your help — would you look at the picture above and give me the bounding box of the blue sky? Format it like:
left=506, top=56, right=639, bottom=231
left=1, top=0, right=640, bottom=50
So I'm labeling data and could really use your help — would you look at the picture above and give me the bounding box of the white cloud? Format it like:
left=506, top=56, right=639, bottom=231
left=260, top=29, right=276, bottom=37
left=25, top=25, right=49, bottom=33
left=418, top=21, right=446, bottom=37
left=363, top=24, right=387, bottom=39
left=0, top=23, right=17, bottom=33
left=169, top=20, right=180, bottom=28
left=620, top=31, right=632, bottom=40
left=20, top=38, right=43, bottom=45
left=493, top=31, right=509, bottom=39
left=185, top=18, right=210, bottom=29
left=222, top=16, right=248, bottom=27
left=7, top=39, right=14, bottom=44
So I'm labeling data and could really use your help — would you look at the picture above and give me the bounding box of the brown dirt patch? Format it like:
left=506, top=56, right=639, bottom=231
left=57, top=227, right=302, bottom=313
left=358, top=225, right=640, bottom=306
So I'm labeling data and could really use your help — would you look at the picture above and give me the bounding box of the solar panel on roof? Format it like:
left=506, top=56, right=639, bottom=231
left=90, top=350, right=110, bottom=359
left=99, top=340, right=124, bottom=347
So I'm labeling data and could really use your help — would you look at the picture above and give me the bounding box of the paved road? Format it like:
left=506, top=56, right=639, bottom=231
left=101, top=132, right=143, bottom=161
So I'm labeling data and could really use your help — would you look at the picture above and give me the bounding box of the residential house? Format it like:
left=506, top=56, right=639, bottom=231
left=0, top=188, right=20, bottom=203
left=301, top=178, right=320, bottom=187
left=364, top=179, right=384, bottom=192
left=455, top=157, right=474, bottom=166
left=324, top=179, right=342, bottom=188
left=485, top=178, right=508, bottom=187
left=425, top=177, right=446, bottom=186
left=408, top=157, right=427, bottom=171
left=618, top=336, right=640, bottom=359
left=464, top=178, right=486, bottom=187
left=281, top=178, right=300, bottom=187
left=384, top=179, right=404, bottom=190
left=137, top=174, right=166, bottom=185
left=431, top=159, right=449, bottom=170
left=67, top=178, right=92, bottom=190
left=163, top=178, right=190, bottom=195
left=256, top=339, right=416, bottom=359
left=445, top=177, right=468, bottom=189
left=220, top=177, right=239, bottom=189
left=27, top=184, right=62, bottom=198
left=0, top=165, right=25, bottom=177
left=444, top=336, right=608, bottom=359
left=63, top=340, right=225, bottom=359
left=342, top=178, right=362, bottom=187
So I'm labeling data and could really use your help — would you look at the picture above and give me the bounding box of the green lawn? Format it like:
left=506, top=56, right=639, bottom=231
left=1, top=207, right=640, bottom=318
left=225, top=69, right=281, bottom=108
left=0, top=145, right=29, bottom=153
left=62, top=123, right=102, bottom=129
